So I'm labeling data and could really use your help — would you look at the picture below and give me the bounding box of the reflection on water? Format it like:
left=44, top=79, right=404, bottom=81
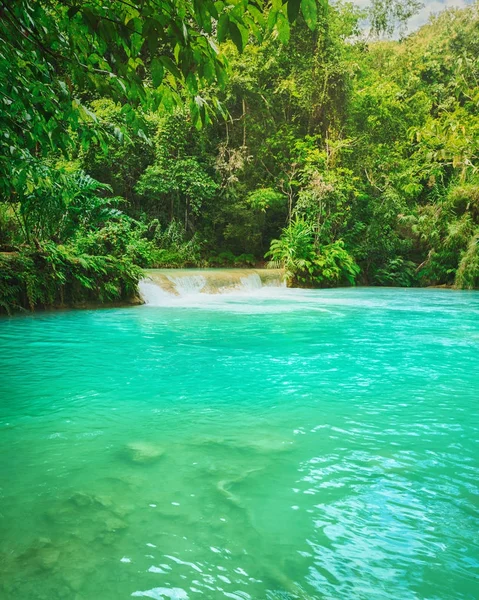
left=0, top=286, right=479, bottom=600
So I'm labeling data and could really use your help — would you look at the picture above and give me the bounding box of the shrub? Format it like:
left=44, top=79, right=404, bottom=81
left=374, top=257, right=418, bottom=287
left=455, top=232, right=479, bottom=289
left=0, top=245, right=142, bottom=314
left=266, top=218, right=360, bottom=287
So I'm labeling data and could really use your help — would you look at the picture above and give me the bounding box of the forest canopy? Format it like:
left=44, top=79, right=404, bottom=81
left=1, top=0, right=479, bottom=312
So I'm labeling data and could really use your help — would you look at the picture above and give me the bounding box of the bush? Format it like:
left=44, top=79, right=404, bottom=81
left=314, top=241, right=361, bottom=286
left=266, top=218, right=360, bottom=287
left=455, top=232, right=479, bottom=289
left=374, top=257, right=418, bottom=287
left=0, top=244, right=142, bottom=314
left=74, top=219, right=155, bottom=267
left=206, top=251, right=256, bottom=267
left=147, top=220, right=203, bottom=267
left=234, top=253, right=256, bottom=267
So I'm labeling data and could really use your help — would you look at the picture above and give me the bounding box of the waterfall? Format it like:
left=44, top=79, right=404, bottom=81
left=139, top=269, right=285, bottom=306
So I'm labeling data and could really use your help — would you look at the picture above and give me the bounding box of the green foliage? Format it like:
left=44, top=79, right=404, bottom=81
left=375, top=258, right=418, bottom=287
left=314, top=240, right=361, bottom=285
left=0, top=245, right=141, bottom=314
left=455, top=233, right=479, bottom=289
left=247, top=188, right=285, bottom=212
left=74, top=217, right=205, bottom=269
left=0, top=0, right=320, bottom=283
left=207, top=251, right=256, bottom=267
left=137, top=158, right=217, bottom=222
left=146, top=220, right=203, bottom=267
left=411, top=176, right=479, bottom=286
left=340, top=3, right=479, bottom=289
left=266, top=217, right=359, bottom=286
left=79, top=99, right=156, bottom=207
left=0, top=0, right=320, bottom=204
left=19, top=166, right=121, bottom=243
left=2, top=0, right=479, bottom=313
left=0, top=0, right=314, bottom=154
left=369, top=0, right=423, bottom=38
left=136, top=111, right=218, bottom=228
left=74, top=220, right=153, bottom=267
left=4, top=154, right=127, bottom=245
left=266, top=217, right=315, bottom=283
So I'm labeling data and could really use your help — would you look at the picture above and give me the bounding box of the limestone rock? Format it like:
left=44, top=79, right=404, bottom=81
left=103, top=516, right=127, bottom=533
left=18, top=540, right=60, bottom=572
left=124, top=442, right=165, bottom=464
left=69, top=491, right=113, bottom=510
left=37, top=547, right=60, bottom=571
left=69, top=492, right=95, bottom=509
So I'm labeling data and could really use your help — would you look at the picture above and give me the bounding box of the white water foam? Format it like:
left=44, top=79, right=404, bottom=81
left=239, top=273, right=262, bottom=291
left=132, top=587, right=188, bottom=599
left=138, top=280, right=173, bottom=305
left=139, top=269, right=286, bottom=309
left=165, top=274, right=207, bottom=296
left=137, top=273, right=469, bottom=316
left=135, top=269, right=346, bottom=314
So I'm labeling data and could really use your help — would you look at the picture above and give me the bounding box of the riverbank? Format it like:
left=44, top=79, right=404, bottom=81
left=3, top=258, right=473, bottom=315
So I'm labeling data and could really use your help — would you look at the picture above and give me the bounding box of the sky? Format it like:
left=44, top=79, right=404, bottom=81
left=352, top=0, right=475, bottom=33
left=406, top=0, right=474, bottom=31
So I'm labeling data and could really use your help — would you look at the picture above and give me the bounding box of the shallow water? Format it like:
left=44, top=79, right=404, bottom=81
left=1, top=287, right=479, bottom=600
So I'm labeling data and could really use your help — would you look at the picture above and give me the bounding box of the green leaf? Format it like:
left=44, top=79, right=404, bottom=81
left=208, top=38, right=219, bottom=54
left=248, top=5, right=266, bottom=27
left=276, top=13, right=290, bottom=43
left=67, top=6, right=81, bottom=18
left=186, top=72, right=198, bottom=94
left=217, top=14, right=229, bottom=43
left=229, top=22, right=244, bottom=53
left=150, top=57, right=164, bottom=87
left=124, top=7, right=140, bottom=24
left=301, top=0, right=317, bottom=30
left=287, top=0, right=301, bottom=23
left=194, top=0, right=212, bottom=33
left=174, top=43, right=181, bottom=63
left=159, top=56, right=182, bottom=80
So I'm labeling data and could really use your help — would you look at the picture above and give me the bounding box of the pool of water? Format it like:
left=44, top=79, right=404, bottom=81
left=1, top=287, right=478, bottom=600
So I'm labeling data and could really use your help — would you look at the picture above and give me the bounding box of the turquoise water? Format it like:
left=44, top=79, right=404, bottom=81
left=1, top=287, right=479, bottom=600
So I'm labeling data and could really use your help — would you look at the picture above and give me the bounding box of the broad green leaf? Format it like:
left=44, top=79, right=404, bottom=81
left=248, top=5, right=266, bottom=26
left=217, top=14, right=229, bottom=43
left=287, top=0, right=301, bottom=22
left=150, top=57, right=164, bottom=87
left=174, top=43, right=181, bottom=63
left=67, top=6, right=80, bottom=18
left=229, top=21, right=244, bottom=53
left=301, top=0, right=317, bottom=30
left=186, top=72, right=198, bottom=94
left=276, top=13, right=291, bottom=43
left=159, top=56, right=182, bottom=80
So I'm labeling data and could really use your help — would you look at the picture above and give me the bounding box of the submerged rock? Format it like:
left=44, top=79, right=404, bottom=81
left=17, top=539, right=60, bottom=572
left=37, top=547, right=60, bottom=571
left=103, top=516, right=127, bottom=533
left=111, top=503, right=135, bottom=519
left=63, top=569, right=85, bottom=592
left=69, top=492, right=95, bottom=509
left=69, top=491, right=113, bottom=510
left=124, top=442, right=165, bottom=464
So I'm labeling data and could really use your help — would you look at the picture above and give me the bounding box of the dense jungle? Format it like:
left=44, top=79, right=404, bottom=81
left=1, top=0, right=478, bottom=312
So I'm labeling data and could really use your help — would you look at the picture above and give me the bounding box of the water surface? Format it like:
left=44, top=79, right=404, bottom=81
left=1, top=286, right=478, bottom=600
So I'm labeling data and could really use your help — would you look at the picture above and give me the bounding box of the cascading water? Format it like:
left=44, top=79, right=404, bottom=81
left=139, top=269, right=285, bottom=306
left=168, top=274, right=207, bottom=296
